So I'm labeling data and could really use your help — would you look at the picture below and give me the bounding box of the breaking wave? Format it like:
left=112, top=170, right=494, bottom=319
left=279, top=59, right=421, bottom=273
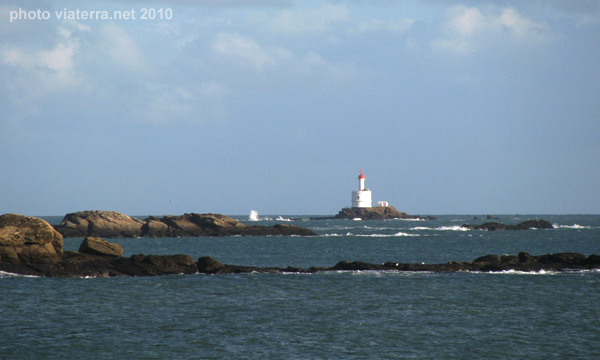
left=322, top=232, right=420, bottom=237
left=553, top=224, right=593, bottom=229
left=0, top=271, right=39, bottom=278
left=411, top=225, right=469, bottom=231
left=351, top=232, right=420, bottom=237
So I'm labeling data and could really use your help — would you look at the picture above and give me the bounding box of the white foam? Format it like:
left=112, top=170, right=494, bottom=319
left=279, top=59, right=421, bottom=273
left=389, top=218, right=426, bottom=221
left=553, top=224, right=593, bottom=229
left=248, top=210, right=259, bottom=221
left=411, top=225, right=470, bottom=231
left=352, top=232, right=420, bottom=237
left=0, top=271, right=40, bottom=278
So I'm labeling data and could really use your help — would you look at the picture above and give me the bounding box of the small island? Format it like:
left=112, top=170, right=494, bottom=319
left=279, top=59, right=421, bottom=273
left=334, top=205, right=428, bottom=220
left=331, top=170, right=433, bottom=220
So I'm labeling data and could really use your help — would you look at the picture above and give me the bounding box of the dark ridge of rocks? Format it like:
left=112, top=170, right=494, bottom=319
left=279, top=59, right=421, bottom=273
left=333, top=206, right=435, bottom=220
left=193, top=251, right=600, bottom=275
left=462, top=219, right=554, bottom=231
left=54, top=211, right=317, bottom=238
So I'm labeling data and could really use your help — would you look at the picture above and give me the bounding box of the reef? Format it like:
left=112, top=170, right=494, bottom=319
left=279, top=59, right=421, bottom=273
left=462, top=219, right=554, bottom=231
left=54, top=210, right=317, bottom=238
left=1, top=214, right=598, bottom=278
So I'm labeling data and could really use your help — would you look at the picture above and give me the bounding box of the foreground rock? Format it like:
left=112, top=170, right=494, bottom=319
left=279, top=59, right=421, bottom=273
left=334, top=206, right=433, bottom=220
left=55, top=211, right=317, bottom=238
left=462, top=219, right=554, bottom=231
left=0, top=214, right=63, bottom=266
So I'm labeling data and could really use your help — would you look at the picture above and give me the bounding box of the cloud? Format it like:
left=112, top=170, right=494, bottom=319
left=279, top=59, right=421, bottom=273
left=0, top=21, right=88, bottom=108
left=97, top=23, right=152, bottom=73
left=432, top=5, right=551, bottom=54
left=212, top=32, right=280, bottom=68
left=269, top=4, right=350, bottom=34
left=136, top=81, right=229, bottom=125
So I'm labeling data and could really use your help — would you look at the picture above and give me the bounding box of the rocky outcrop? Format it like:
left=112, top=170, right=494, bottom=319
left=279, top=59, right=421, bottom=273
left=55, top=211, right=317, bottom=238
left=196, top=251, right=600, bottom=274
left=55, top=211, right=144, bottom=238
left=462, top=219, right=554, bottom=231
left=0, top=213, right=63, bottom=266
left=79, top=236, right=123, bottom=257
left=334, top=206, right=431, bottom=220
left=57, top=252, right=198, bottom=277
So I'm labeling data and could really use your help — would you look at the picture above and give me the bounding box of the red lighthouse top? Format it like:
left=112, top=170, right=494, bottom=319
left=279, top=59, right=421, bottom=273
left=358, top=169, right=365, bottom=179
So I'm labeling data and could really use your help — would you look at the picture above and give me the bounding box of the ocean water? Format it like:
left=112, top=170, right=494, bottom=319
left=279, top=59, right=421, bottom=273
left=1, top=215, right=599, bottom=359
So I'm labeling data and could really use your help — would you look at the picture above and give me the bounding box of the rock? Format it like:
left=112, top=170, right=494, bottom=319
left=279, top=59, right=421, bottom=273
left=518, top=252, right=534, bottom=263
left=512, top=219, right=554, bottom=230
left=59, top=252, right=198, bottom=277
left=462, top=219, right=554, bottom=231
left=334, top=206, right=424, bottom=220
left=79, top=237, right=123, bottom=257
left=56, top=211, right=317, bottom=238
left=473, top=255, right=502, bottom=264
left=197, top=256, right=226, bottom=274
left=55, top=210, right=143, bottom=238
left=585, top=254, right=600, bottom=266
left=537, top=253, right=586, bottom=265
left=331, top=260, right=390, bottom=271
left=0, top=213, right=63, bottom=265
left=501, top=255, right=519, bottom=264
left=125, top=254, right=198, bottom=275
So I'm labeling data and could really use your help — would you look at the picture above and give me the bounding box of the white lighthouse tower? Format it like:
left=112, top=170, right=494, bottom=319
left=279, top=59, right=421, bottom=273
left=351, top=169, right=372, bottom=208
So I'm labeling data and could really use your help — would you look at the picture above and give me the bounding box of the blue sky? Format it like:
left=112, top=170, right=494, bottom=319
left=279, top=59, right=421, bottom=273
left=1, top=0, right=599, bottom=216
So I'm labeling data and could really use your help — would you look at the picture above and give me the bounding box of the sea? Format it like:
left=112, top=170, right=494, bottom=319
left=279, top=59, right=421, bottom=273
left=1, top=214, right=599, bottom=359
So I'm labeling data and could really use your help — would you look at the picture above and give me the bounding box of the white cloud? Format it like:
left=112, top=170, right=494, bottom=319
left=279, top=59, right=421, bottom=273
left=0, top=21, right=87, bottom=101
left=137, top=81, right=229, bottom=125
left=449, top=7, right=485, bottom=36
left=300, top=52, right=357, bottom=82
left=433, top=6, right=551, bottom=54
left=497, top=7, right=548, bottom=38
left=269, top=4, right=350, bottom=34
left=353, top=18, right=415, bottom=34
left=97, top=23, right=152, bottom=73
left=212, top=32, right=278, bottom=68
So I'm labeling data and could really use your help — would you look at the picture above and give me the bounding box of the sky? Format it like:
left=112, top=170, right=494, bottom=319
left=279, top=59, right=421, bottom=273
left=0, top=0, right=599, bottom=216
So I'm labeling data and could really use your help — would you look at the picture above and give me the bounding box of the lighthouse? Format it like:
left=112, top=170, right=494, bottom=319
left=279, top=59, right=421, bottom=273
left=351, top=169, right=372, bottom=208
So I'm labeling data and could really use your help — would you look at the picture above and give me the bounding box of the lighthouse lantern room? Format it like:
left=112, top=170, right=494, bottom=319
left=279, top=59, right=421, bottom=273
left=351, top=169, right=372, bottom=208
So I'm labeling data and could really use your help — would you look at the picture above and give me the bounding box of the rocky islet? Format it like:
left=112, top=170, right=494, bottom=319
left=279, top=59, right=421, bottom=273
left=54, top=210, right=317, bottom=238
